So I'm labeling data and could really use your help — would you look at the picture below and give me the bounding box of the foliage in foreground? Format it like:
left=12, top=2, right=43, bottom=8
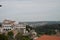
left=15, top=32, right=31, bottom=40
left=0, top=34, right=8, bottom=40
left=35, top=24, right=60, bottom=35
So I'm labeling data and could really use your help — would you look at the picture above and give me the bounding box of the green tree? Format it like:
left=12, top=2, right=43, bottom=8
left=15, top=32, right=31, bottom=40
left=0, top=23, right=2, bottom=27
left=45, top=29, right=56, bottom=35
left=26, top=25, right=33, bottom=32
left=15, top=32, right=23, bottom=40
left=7, top=31, right=14, bottom=40
left=22, top=36, right=31, bottom=40
left=0, top=34, right=8, bottom=40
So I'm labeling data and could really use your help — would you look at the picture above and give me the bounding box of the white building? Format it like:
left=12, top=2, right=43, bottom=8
left=1, top=20, right=15, bottom=33
left=14, top=23, right=26, bottom=34
left=0, top=19, right=27, bottom=35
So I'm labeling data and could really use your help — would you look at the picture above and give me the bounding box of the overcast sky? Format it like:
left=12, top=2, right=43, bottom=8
left=0, top=0, right=60, bottom=22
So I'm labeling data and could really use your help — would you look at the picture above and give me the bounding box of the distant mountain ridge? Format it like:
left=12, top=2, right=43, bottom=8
left=20, top=21, right=60, bottom=27
left=21, top=21, right=60, bottom=24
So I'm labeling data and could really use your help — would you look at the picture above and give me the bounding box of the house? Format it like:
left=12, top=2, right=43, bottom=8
left=0, top=19, right=27, bottom=35
left=14, top=23, right=26, bottom=34
left=1, top=19, right=15, bottom=33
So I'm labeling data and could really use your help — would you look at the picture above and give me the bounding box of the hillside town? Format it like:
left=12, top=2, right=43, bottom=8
left=0, top=19, right=60, bottom=40
left=0, top=19, right=38, bottom=40
left=0, top=0, right=60, bottom=40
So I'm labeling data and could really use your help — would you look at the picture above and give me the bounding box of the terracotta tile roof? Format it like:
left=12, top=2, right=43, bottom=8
left=36, top=35, right=60, bottom=40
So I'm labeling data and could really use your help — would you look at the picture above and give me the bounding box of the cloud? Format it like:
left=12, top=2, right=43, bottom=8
left=0, top=0, right=60, bottom=22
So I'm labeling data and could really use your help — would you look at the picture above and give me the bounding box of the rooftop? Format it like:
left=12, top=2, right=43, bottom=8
left=36, top=35, right=60, bottom=40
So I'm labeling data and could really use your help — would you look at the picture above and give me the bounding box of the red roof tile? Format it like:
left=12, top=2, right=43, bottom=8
left=36, top=35, right=60, bottom=40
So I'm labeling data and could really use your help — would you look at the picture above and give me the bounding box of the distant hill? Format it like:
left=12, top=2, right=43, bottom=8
left=20, top=21, right=60, bottom=27
left=20, top=21, right=60, bottom=35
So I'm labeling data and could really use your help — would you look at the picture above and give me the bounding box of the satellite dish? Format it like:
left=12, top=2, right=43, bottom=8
left=0, top=5, right=2, bottom=7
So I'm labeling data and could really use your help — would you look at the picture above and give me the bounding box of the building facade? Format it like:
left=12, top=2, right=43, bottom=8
left=0, top=19, right=26, bottom=35
left=0, top=20, right=15, bottom=33
left=14, top=23, right=26, bottom=34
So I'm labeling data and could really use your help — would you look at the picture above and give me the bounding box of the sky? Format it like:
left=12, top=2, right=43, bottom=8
left=0, top=0, right=60, bottom=22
